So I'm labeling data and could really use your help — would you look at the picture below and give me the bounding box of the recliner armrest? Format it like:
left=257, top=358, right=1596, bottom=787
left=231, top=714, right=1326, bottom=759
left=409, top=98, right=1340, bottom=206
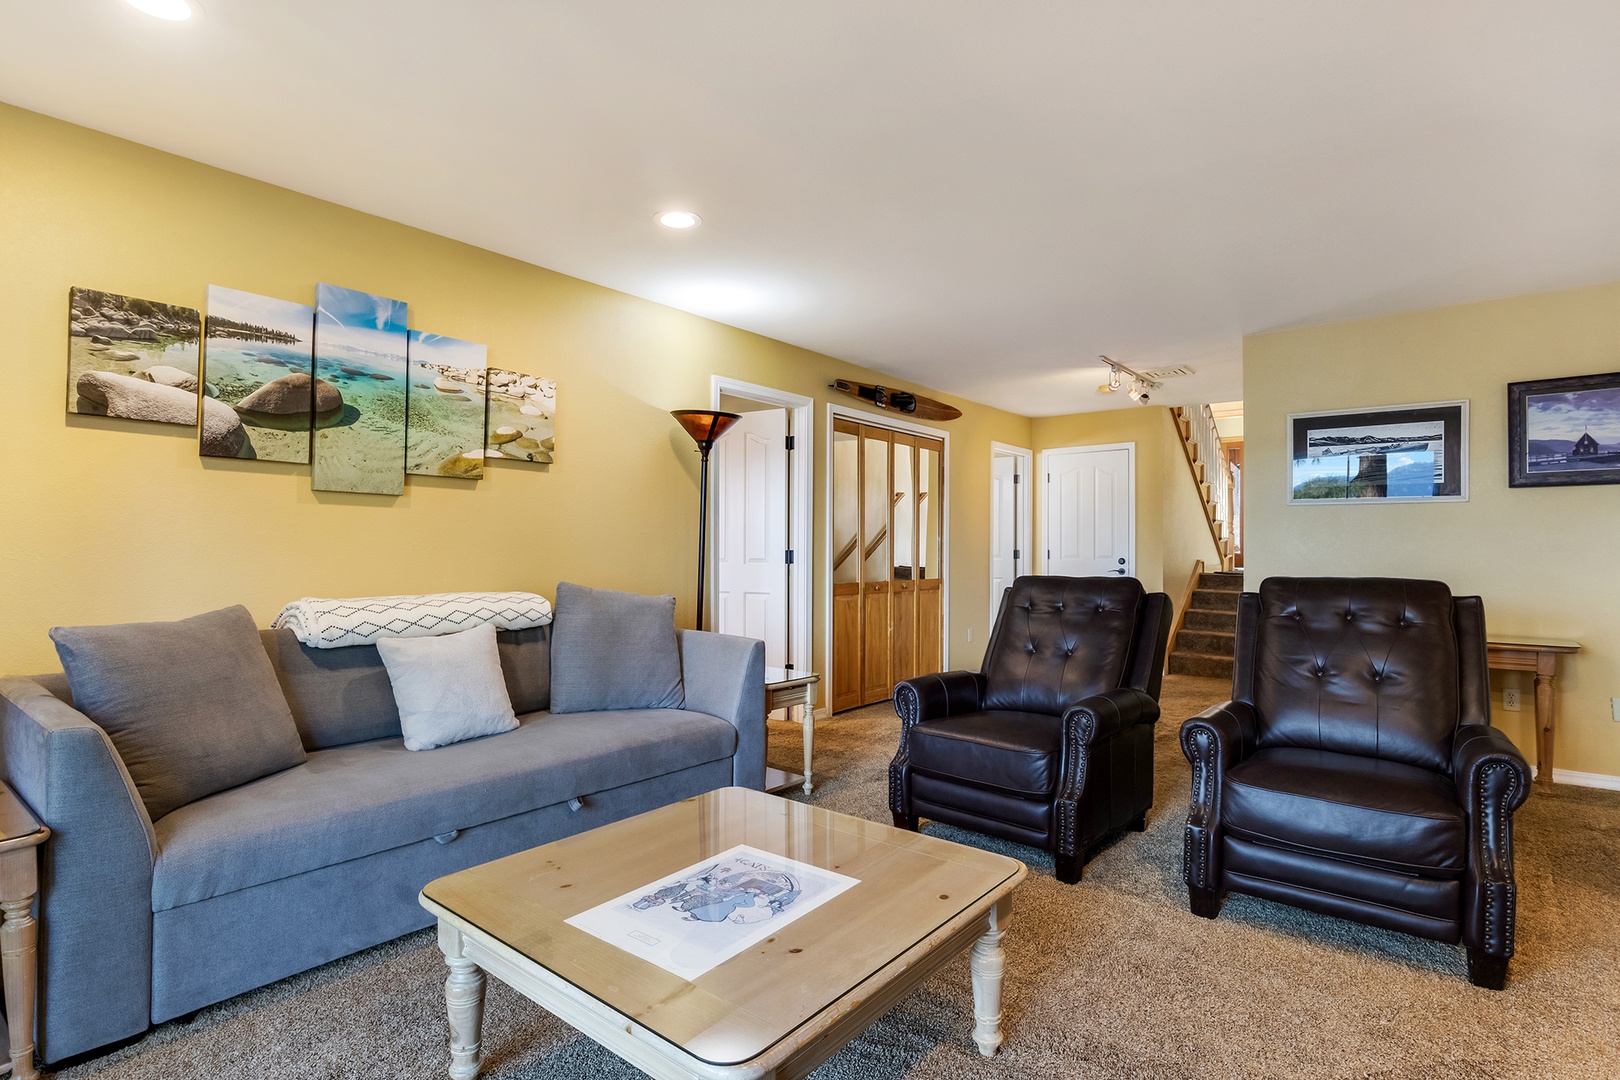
left=1063, top=687, right=1159, bottom=746
left=1450, top=724, right=1530, bottom=962
left=893, top=670, right=987, bottom=731
left=1178, top=700, right=1258, bottom=892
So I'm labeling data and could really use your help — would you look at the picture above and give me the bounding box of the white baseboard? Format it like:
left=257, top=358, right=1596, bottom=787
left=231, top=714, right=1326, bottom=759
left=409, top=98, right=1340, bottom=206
left=1530, top=765, right=1620, bottom=791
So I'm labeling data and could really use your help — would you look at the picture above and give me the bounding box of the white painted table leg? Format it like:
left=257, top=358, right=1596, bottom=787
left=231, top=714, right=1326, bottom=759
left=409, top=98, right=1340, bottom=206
left=439, top=923, right=486, bottom=1080
left=969, top=898, right=1011, bottom=1056
left=0, top=893, right=39, bottom=1080
left=801, top=704, right=815, bottom=794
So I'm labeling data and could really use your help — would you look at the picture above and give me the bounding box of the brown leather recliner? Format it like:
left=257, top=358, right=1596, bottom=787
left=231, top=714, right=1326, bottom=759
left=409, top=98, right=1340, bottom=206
left=1181, top=577, right=1531, bottom=989
left=889, top=575, right=1172, bottom=883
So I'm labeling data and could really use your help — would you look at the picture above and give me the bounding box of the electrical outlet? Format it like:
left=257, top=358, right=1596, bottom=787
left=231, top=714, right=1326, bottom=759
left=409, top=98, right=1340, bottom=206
left=1502, top=689, right=1521, bottom=712
left=1612, top=698, right=1620, bottom=722
left=967, top=627, right=974, bottom=643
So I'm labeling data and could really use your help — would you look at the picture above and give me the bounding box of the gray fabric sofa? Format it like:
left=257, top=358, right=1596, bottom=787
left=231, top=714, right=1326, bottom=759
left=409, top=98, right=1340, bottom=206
left=0, top=623, right=765, bottom=1064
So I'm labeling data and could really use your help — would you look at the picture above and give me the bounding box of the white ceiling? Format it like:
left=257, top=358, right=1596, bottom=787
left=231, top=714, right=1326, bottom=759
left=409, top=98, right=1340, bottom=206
left=4, top=1, right=1617, bottom=416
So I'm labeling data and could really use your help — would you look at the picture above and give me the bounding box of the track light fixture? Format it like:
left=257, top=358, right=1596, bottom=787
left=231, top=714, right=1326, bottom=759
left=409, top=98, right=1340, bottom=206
left=1099, top=356, right=1160, bottom=405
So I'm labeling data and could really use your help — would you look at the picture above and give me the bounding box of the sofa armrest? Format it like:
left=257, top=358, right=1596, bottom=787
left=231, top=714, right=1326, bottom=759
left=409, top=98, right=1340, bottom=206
left=0, top=677, right=157, bottom=1062
left=1451, top=724, right=1531, bottom=960
left=893, top=670, right=987, bottom=732
left=678, top=631, right=766, bottom=790
left=1178, top=700, right=1258, bottom=891
left=1062, top=687, right=1160, bottom=747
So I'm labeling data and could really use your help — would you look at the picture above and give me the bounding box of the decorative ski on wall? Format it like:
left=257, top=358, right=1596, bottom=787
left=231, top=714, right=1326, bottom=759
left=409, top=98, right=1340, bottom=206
left=828, top=379, right=961, bottom=421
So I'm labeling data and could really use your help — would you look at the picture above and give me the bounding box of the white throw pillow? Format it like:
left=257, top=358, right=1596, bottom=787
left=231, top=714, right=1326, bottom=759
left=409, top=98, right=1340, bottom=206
left=374, top=624, right=519, bottom=751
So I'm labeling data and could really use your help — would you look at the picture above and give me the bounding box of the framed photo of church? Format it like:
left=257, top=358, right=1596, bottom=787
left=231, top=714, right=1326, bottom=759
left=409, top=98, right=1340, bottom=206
left=1508, top=371, right=1620, bottom=488
left=1287, top=400, right=1468, bottom=504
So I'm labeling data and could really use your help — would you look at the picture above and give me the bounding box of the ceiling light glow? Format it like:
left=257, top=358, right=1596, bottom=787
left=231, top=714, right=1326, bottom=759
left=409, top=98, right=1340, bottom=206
left=126, top=0, right=195, bottom=19
left=657, top=210, right=702, bottom=230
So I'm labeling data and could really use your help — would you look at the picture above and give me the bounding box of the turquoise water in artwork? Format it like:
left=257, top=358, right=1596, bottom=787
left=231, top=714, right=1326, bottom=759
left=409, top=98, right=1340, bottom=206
left=311, top=284, right=410, bottom=495
left=406, top=331, right=489, bottom=478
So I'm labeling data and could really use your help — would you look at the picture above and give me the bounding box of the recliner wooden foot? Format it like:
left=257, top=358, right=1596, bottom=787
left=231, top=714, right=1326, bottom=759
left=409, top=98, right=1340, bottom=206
left=1188, top=885, right=1222, bottom=919
left=1466, top=949, right=1509, bottom=990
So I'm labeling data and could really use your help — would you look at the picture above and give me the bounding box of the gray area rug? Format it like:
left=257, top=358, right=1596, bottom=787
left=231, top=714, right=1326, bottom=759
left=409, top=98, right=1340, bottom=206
left=54, top=675, right=1620, bottom=1078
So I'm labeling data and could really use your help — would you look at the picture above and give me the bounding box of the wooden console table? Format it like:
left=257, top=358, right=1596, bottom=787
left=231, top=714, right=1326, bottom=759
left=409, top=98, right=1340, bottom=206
left=1487, top=635, right=1581, bottom=788
left=0, top=783, right=47, bottom=1080
left=761, top=668, right=821, bottom=796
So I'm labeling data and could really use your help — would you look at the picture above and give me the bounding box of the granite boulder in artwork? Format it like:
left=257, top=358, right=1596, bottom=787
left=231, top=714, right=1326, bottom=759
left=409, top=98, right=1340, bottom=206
left=67, top=286, right=201, bottom=424
left=485, top=368, right=556, bottom=463
left=202, top=285, right=327, bottom=462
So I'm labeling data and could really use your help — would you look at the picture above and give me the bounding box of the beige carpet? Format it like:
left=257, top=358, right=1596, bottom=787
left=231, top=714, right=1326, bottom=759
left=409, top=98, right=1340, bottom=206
left=54, top=675, right=1620, bottom=1079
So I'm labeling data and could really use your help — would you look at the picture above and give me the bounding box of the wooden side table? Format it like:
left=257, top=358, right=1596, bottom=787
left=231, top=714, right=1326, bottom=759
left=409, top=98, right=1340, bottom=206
left=1487, top=635, right=1581, bottom=788
left=0, top=783, right=47, bottom=1080
left=760, top=668, right=821, bottom=795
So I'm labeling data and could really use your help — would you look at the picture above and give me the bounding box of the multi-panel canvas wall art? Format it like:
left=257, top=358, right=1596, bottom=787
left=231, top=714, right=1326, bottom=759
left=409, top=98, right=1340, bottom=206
left=486, top=369, right=556, bottom=463
left=201, top=285, right=319, bottom=462
left=312, top=283, right=410, bottom=495
left=67, top=287, right=201, bottom=426
left=69, top=283, right=557, bottom=492
left=406, top=331, right=489, bottom=479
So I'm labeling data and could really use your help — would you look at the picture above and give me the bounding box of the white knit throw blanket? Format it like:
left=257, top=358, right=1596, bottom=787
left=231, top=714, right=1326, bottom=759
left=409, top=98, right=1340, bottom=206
left=271, top=592, right=554, bottom=649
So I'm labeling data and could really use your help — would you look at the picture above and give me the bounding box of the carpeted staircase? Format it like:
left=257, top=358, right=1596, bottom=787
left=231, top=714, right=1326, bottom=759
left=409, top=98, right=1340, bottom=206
left=1168, top=570, right=1243, bottom=679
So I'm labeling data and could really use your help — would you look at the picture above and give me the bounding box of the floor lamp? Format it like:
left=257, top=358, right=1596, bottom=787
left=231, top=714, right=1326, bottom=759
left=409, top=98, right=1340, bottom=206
left=671, top=409, right=741, bottom=631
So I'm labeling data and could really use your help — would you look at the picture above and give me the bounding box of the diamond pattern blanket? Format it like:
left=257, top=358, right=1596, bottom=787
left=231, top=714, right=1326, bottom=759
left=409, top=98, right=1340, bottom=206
left=271, top=592, right=554, bottom=649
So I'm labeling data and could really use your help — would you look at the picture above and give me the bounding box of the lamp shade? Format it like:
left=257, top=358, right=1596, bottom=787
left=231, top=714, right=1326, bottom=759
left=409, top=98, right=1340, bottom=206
left=671, top=410, right=742, bottom=452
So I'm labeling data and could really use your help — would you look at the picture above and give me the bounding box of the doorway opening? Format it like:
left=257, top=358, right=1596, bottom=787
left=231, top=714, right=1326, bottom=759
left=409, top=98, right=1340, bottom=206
left=1041, top=442, right=1136, bottom=578
left=709, top=377, right=813, bottom=681
left=989, top=442, right=1032, bottom=627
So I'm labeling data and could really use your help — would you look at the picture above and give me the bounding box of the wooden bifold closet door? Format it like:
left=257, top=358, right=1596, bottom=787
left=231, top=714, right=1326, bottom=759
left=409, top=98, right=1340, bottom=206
left=831, top=419, right=943, bottom=712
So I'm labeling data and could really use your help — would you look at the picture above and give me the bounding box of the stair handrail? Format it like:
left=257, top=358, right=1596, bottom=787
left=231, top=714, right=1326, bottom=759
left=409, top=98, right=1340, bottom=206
left=1173, top=404, right=1236, bottom=571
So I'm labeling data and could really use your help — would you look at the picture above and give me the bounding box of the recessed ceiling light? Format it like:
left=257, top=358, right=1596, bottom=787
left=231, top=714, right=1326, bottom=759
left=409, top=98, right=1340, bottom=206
left=126, top=0, right=196, bottom=20
left=656, top=211, right=701, bottom=230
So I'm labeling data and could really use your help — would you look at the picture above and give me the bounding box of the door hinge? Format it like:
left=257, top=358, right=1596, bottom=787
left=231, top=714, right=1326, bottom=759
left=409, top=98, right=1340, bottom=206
left=783, top=662, right=795, bottom=670
left=1013, top=473, right=1020, bottom=483
left=785, top=435, right=795, bottom=451
left=1013, top=548, right=1021, bottom=561
left=785, top=549, right=795, bottom=564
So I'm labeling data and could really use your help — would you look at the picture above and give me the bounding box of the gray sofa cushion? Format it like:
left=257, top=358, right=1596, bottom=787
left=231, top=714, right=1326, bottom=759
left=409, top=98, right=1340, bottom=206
left=549, top=582, right=683, bottom=713
left=50, top=606, right=307, bottom=822
left=150, top=707, right=737, bottom=910
left=262, top=625, right=552, bottom=749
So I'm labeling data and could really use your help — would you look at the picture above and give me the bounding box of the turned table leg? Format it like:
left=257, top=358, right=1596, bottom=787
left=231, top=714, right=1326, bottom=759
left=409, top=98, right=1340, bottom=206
left=801, top=703, right=816, bottom=795
left=969, top=897, right=1012, bottom=1057
left=1534, top=653, right=1557, bottom=788
left=0, top=847, right=39, bottom=1080
left=439, top=924, right=486, bottom=1080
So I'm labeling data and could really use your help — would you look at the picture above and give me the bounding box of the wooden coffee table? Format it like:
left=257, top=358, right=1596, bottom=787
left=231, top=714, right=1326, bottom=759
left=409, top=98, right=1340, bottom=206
left=419, top=787, right=1026, bottom=1079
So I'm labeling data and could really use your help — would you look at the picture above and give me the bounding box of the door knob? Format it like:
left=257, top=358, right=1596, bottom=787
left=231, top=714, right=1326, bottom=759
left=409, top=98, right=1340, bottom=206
left=1111, top=568, right=1126, bottom=575
left=1117, top=558, right=1126, bottom=565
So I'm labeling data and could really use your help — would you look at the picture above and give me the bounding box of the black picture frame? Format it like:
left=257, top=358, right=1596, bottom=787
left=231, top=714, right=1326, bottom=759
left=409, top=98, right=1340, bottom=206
left=1287, top=400, right=1468, bottom=503
left=1508, top=370, right=1620, bottom=488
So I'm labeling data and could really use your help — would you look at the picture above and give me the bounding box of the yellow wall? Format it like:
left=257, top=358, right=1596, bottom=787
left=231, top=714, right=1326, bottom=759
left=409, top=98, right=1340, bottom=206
left=0, top=103, right=1032, bottom=689
left=1030, top=407, right=1221, bottom=600
left=1245, top=282, right=1620, bottom=779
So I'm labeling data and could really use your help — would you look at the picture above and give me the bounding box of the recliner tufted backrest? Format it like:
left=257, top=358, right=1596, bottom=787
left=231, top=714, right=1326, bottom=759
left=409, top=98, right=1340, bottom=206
left=981, top=576, right=1145, bottom=715
left=1247, top=577, right=1469, bottom=773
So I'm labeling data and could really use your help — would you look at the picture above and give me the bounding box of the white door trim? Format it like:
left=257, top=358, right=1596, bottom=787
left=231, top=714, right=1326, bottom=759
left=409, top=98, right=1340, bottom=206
left=989, top=442, right=1032, bottom=628
left=1038, top=442, right=1136, bottom=577
left=824, top=402, right=951, bottom=716
left=710, top=376, right=814, bottom=678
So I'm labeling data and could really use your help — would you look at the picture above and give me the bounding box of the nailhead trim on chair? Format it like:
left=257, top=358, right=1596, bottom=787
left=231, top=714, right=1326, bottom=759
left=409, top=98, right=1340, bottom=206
left=1477, top=759, right=1520, bottom=956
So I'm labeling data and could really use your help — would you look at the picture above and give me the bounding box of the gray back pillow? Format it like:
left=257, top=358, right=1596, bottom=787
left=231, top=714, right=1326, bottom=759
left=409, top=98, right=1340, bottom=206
left=50, top=605, right=307, bottom=821
left=548, top=583, right=683, bottom=713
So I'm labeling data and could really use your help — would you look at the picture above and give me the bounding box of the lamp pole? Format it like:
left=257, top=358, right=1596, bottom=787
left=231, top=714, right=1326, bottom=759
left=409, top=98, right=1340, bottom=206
left=671, top=410, right=741, bottom=631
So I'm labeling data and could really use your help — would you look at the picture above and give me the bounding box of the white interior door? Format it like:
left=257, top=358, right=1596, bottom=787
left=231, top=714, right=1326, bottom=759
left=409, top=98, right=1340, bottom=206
left=1044, top=444, right=1134, bottom=579
left=990, top=453, right=1019, bottom=620
left=715, top=408, right=789, bottom=667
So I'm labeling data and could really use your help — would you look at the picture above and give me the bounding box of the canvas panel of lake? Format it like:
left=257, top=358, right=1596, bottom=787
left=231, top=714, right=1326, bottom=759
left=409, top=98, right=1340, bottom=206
left=312, top=283, right=409, bottom=495
left=407, top=332, right=489, bottom=479
left=485, top=368, right=556, bottom=464
left=202, top=285, right=319, bottom=462
left=1525, top=386, right=1620, bottom=473
left=67, top=286, right=201, bottom=425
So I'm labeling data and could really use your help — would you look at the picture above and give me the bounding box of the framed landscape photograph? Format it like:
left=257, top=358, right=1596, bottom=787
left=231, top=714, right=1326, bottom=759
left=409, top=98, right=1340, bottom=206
left=1508, top=371, right=1620, bottom=488
left=1288, top=400, right=1468, bottom=504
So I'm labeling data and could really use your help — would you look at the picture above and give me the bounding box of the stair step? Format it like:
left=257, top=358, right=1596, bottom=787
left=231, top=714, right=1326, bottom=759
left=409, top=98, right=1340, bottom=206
left=1169, top=651, right=1235, bottom=679
left=1175, top=629, right=1234, bottom=655
left=1199, top=572, right=1244, bottom=592
left=1188, top=588, right=1240, bottom=612
left=1183, top=608, right=1237, bottom=631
